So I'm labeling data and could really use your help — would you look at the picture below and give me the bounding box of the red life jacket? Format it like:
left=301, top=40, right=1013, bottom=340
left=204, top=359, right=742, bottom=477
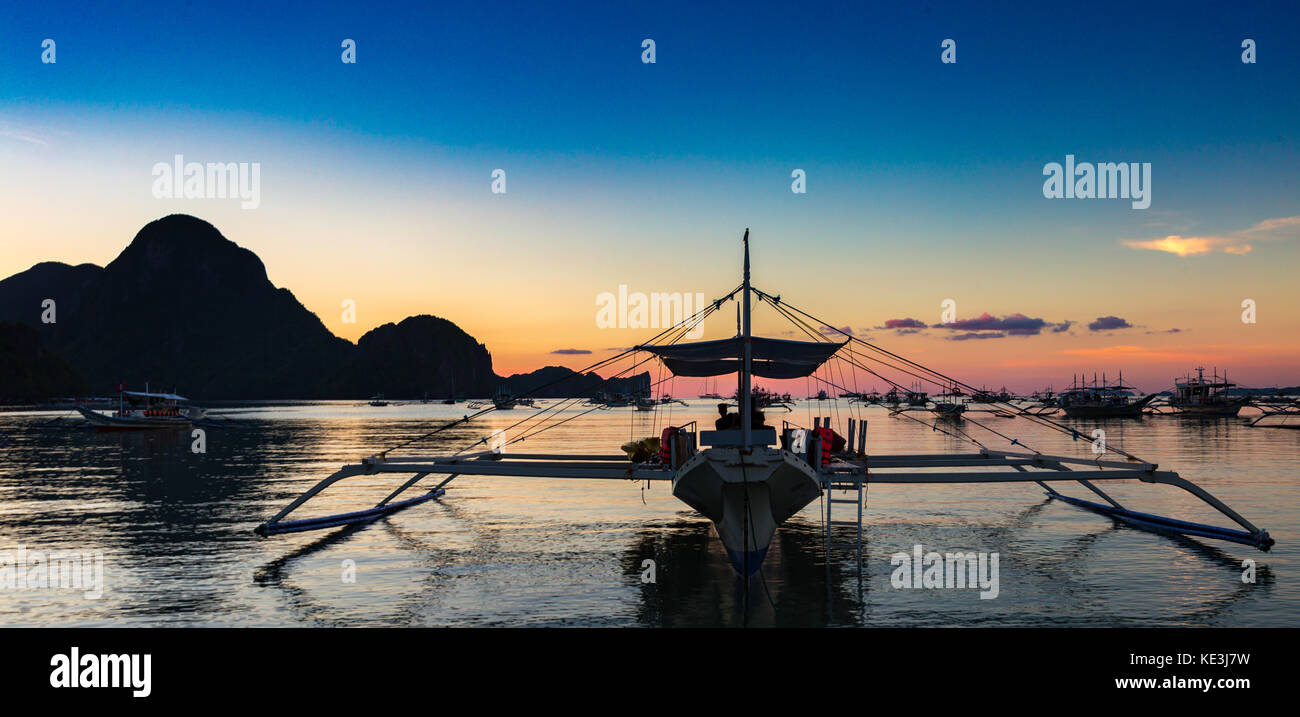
left=813, top=427, right=835, bottom=465
left=659, top=426, right=679, bottom=464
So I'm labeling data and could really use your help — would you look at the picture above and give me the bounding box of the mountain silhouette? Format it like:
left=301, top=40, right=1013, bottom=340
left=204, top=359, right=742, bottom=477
left=501, top=365, right=651, bottom=397
left=0, top=215, right=644, bottom=401
left=326, top=315, right=497, bottom=399
left=0, top=322, right=87, bottom=401
left=1, top=215, right=354, bottom=398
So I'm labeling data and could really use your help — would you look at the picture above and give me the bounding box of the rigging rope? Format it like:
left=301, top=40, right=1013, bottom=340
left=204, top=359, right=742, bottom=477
left=374, top=285, right=739, bottom=457
left=451, top=286, right=734, bottom=455
left=757, top=288, right=1154, bottom=464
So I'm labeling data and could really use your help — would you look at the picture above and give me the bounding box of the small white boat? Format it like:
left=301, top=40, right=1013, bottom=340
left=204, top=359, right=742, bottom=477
left=77, top=388, right=206, bottom=431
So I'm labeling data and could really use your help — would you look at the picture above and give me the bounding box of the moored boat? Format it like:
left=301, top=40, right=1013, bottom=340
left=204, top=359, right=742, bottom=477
left=1169, top=367, right=1249, bottom=417
left=1058, top=373, right=1156, bottom=418
left=492, top=385, right=517, bottom=410
left=931, top=388, right=967, bottom=419
left=76, top=388, right=206, bottom=431
left=256, top=229, right=1276, bottom=580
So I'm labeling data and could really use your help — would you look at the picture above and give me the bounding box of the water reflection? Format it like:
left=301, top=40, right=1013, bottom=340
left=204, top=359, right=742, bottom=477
left=622, top=519, right=866, bottom=627
left=0, top=402, right=1292, bottom=626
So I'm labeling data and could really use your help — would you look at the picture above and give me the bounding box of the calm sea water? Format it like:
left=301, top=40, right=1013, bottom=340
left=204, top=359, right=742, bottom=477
left=0, top=399, right=1296, bottom=627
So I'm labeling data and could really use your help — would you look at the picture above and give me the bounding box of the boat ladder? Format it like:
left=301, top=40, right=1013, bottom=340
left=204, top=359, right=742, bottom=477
left=821, top=473, right=865, bottom=572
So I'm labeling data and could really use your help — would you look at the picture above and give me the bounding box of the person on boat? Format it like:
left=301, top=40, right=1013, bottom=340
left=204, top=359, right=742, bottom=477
left=716, top=399, right=768, bottom=430
left=715, top=402, right=739, bottom=430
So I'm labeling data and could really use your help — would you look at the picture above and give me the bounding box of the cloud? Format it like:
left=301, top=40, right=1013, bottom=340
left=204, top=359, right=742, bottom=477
left=820, top=325, right=854, bottom=336
left=939, top=313, right=1064, bottom=336
left=1122, top=216, right=1300, bottom=256
left=551, top=348, right=592, bottom=355
left=1087, top=316, right=1132, bottom=331
left=1122, top=236, right=1246, bottom=256
left=949, top=332, right=1006, bottom=340
left=0, top=125, right=49, bottom=147
left=882, top=318, right=928, bottom=329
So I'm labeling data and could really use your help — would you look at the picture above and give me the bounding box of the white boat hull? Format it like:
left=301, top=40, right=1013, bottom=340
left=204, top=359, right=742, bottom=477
left=672, top=446, right=821, bottom=575
left=76, top=406, right=198, bottom=430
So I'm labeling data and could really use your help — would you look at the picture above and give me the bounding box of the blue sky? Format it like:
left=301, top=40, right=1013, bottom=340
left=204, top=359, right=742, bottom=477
left=1, top=0, right=1297, bottom=385
left=5, top=1, right=1295, bottom=170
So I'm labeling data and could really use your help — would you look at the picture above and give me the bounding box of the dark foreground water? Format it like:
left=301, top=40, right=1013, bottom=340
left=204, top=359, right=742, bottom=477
left=0, top=400, right=1296, bottom=626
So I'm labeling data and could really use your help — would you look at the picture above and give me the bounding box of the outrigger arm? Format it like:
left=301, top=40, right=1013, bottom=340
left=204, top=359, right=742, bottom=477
left=256, top=445, right=1273, bottom=553
left=254, top=451, right=674, bottom=537
left=849, top=449, right=1273, bottom=551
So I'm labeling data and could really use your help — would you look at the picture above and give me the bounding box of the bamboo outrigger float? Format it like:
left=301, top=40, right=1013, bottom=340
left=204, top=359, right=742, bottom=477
left=1246, top=398, right=1300, bottom=429
left=255, top=231, right=1275, bottom=574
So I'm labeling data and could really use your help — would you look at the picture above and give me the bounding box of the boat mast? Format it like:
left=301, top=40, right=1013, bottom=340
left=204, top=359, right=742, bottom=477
left=741, top=228, right=752, bottom=448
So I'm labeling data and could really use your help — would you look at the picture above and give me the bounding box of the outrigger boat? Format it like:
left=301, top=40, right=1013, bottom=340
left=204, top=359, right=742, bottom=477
left=929, top=388, right=968, bottom=419
left=1167, top=367, right=1250, bottom=417
left=971, top=386, right=1014, bottom=404
left=1248, top=402, right=1300, bottom=428
left=255, top=231, right=1274, bottom=577
left=847, top=390, right=881, bottom=405
left=1245, top=394, right=1300, bottom=429
left=587, top=390, right=632, bottom=408
left=1057, top=373, right=1157, bottom=418
left=77, top=387, right=206, bottom=431
left=470, top=385, right=517, bottom=410
left=733, top=386, right=793, bottom=410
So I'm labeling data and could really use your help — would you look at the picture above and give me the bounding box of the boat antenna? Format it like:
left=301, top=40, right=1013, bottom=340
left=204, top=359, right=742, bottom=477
left=741, top=228, right=752, bottom=448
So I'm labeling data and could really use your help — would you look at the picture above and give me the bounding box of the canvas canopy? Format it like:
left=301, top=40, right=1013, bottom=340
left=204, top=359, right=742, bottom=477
left=636, top=336, right=844, bottom=379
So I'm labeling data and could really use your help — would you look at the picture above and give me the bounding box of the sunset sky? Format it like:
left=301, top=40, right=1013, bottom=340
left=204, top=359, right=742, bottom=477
left=2, top=1, right=1297, bottom=392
